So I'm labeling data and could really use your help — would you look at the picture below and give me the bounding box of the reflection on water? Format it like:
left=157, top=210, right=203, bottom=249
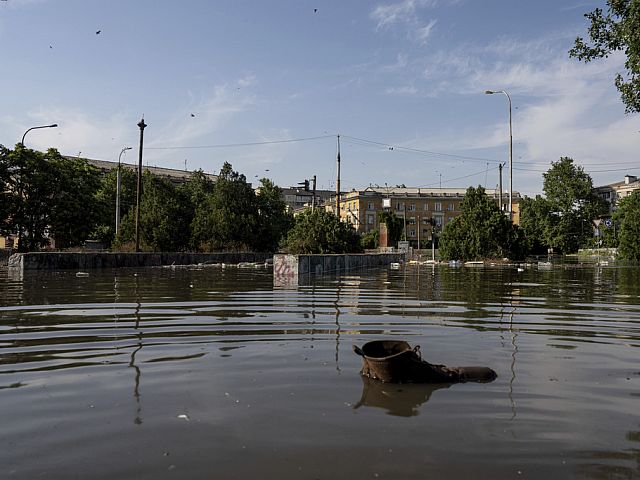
left=0, top=264, right=639, bottom=479
left=354, top=375, right=452, bottom=417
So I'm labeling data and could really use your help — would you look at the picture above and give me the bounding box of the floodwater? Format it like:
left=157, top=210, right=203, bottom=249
left=0, top=263, right=639, bottom=479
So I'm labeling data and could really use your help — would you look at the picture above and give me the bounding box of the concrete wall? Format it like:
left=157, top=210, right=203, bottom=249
left=8, top=252, right=272, bottom=271
left=273, top=253, right=405, bottom=286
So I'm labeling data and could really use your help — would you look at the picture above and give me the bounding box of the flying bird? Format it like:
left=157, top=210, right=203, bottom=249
left=190, top=113, right=195, bottom=117
left=314, top=8, right=317, bottom=13
left=96, top=30, right=101, bottom=35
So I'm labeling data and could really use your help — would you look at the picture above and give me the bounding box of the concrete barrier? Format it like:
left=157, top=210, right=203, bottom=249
left=8, top=252, right=272, bottom=271
left=273, top=253, right=405, bottom=286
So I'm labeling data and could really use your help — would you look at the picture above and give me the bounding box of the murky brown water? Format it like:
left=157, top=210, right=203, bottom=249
left=1, top=263, right=639, bottom=479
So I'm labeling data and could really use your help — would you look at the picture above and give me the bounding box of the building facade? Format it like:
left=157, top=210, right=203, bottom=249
left=594, top=175, right=640, bottom=215
left=326, top=186, right=520, bottom=248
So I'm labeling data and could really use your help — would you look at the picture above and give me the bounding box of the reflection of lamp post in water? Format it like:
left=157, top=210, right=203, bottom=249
left=115, top=147, right=132, bottom=236
left=130, top=275, right=143, bottom=425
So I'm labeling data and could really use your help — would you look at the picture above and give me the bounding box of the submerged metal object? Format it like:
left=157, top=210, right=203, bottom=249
left=353, top=340, right=497, bottom=384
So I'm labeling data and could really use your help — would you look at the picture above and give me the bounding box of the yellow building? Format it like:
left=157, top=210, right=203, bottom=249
left=327, top=186, right=520, bottom=247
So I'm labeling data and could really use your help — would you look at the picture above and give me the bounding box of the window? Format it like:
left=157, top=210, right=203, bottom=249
left=435, top=202, right=442, bottom=211
left=408, top=204, right=415, bottom=211
left=408, top=217, right=416, bottom=225
left=435, top=216, right=443, bottom=226
left=423, top=203, right=429, bottom=211
left=409, top=229, right=416, bottom=237
left=367, top=215, right=375, bottom=225
left=447, top=203, right=454, bottom=211
left=396, top=202, right=404, bottom=211
left=368, top=202, right=375, bottom=210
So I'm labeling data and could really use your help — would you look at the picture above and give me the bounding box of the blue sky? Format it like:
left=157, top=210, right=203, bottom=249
left=1, top=0, right=638, bottom=197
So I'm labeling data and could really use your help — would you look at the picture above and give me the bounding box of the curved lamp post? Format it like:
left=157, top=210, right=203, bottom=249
left=115, top=146, right=132, bottom=236
left=485, top=90, right=512, bottom=221
left=21, top=124, right=58, bottom=146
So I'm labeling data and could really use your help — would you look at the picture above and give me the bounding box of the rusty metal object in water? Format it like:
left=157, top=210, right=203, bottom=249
left=353, top=340, right=497, bottom=384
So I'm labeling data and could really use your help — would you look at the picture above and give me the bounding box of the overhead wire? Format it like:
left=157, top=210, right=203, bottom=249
left=146, top=135, right=334, bottom=150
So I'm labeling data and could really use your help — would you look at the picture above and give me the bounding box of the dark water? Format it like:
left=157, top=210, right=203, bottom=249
left=1, top=263, right=639, bottom=479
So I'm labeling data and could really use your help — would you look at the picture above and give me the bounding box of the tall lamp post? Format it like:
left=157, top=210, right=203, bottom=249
left=115, top=146, right=132, bottom=236
left=135, top=117, right=147, bottom=253
left=21, top=123, right=58, bottom=145
left=485, top=90, right=513, bottom=222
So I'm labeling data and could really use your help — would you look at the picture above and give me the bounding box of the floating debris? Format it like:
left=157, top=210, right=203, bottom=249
left=75, top=272, right=90, bottom=277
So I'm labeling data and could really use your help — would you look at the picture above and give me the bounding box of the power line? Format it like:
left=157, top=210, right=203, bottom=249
left=341, top=134, right=502, bottom=164
left=146, top=135, right=334, bottom=150
left=418, top=165, right=500, bottom=188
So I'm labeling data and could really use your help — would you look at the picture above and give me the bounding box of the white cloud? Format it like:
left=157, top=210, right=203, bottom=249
left=370, top=0, right=439, bottom=44
left=385, top=85, right=418, bottom=95
left=149, top=84, right=255, bottom=153
left=7, top=109, right=132, bottom=160
left=415, top=19, right=437, bottom=45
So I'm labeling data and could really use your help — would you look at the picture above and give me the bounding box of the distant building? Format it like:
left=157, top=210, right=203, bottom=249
left=594, top=174, right=640, bottom=214
left=79, top=157, right=218, bottom=185
left=279, top=186, right=335, bottom=213
left=325, top=186, right=521, bottom=248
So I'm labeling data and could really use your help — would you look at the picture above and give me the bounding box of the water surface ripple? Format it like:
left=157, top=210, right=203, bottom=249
left=1, top=265, right=638, bottom=479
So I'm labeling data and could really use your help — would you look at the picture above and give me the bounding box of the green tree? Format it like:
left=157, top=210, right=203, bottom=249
left=541, top=157, right=607, bottom=253
left=92, top=166, right=138, bottom=247
left=191, top=162, right=258, bottom=251
left=360, top=230, right=379, bottom=249
left=614, top=190, right=640, bottom=260
left=283, top=208, right=362, bottom=254
left=519, top=195, right=552, bottom=254
left=378, top=211, right=403, bottom=246
left=255, top=178, right=292, bottom=252
left=0, top=145, right=11, bottom=235
left=439, top=186, right=522, bottom=261
left=47, top=152, right=102, bottom=247
left=569, top=0, right=640, bottom=113
left=179, top=170, right=216, bottom=251
left=117, top=172, right=191, bottom=251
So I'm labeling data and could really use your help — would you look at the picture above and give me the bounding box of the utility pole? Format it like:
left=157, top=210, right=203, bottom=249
left=336, top=135, right=341, bottom=219
left=498, top=163, right=503, bottom=212
left=135, top=117, right=147, bottom=253
left=312, top=175, right=317, bottom=212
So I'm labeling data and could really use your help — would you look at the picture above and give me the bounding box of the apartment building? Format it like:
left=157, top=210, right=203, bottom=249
left=327, top=186, right=520, bottom=247
left=594, top=174, right=640, bottom=215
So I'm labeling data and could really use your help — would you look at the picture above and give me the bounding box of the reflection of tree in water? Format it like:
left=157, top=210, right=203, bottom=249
left=353, top=375, right=451, bottom=417
left=575, top=428, right=639, bottom=479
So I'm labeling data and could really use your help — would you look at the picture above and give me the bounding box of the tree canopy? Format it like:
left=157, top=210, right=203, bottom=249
left=0, top=145, right=101, bottom=251
left=282, top=208, right=362, bottom=254
left=614, top=190, right=640, bottom=260
left=543, top=157, right=606, bottom=253
left=438, top=186, right=523, bottom=261
left=569, top=0, right=640, bottom=113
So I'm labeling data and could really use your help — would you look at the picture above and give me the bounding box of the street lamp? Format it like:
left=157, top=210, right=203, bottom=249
left=485, top=90, right=513, bottom=221
left=21, top=123, right=58, bottom=146
left=115, top=146, right=132, bottom=236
